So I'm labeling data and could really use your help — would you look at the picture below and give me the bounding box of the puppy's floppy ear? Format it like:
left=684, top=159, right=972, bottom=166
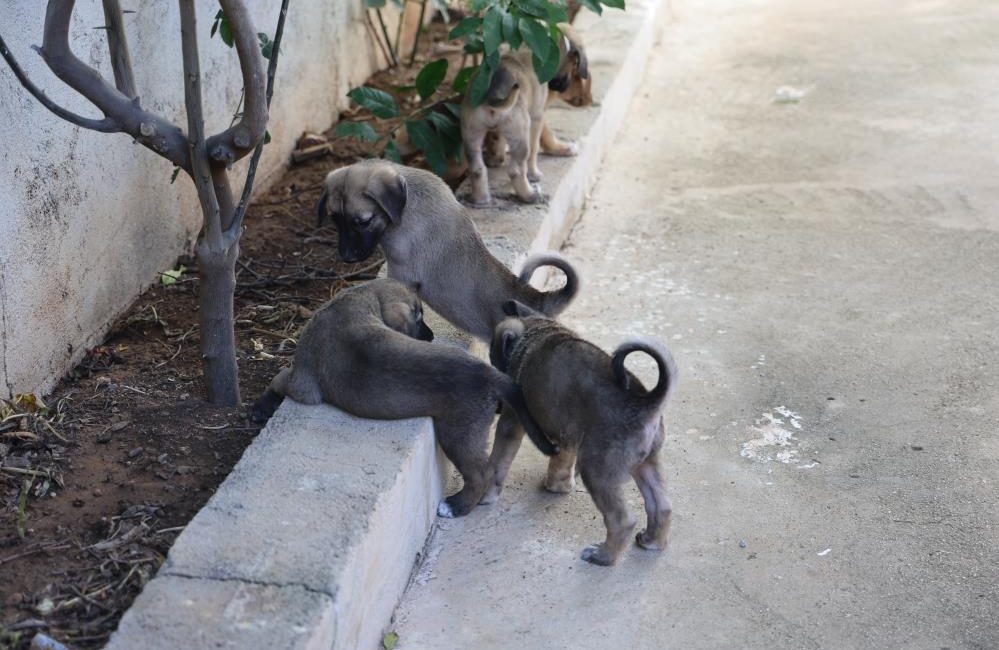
left=503, top=300, right=541, bottom=318
left=365, top=165, right=407, bottom=224
left=573, top=47, right=589, bottom=80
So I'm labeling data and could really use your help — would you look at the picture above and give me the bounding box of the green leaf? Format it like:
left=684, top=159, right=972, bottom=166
left=263, top=130, right=272, bottom=144
left=519, top=18, right=551, bottom=63
left=452, top=66, right=476, bottom=94
left=335, top=121, right=379, bottom=142
left=468, top=56, right=497, bottom=107
left=443, top=102, right=462, bottom=119
left=531, top=27, right=561, bottom=83
left=218, top=12, right=235, bottom=47
left=448, top=17, right=482, bottom=41
left=170, top=166, right=180, bottom=184
left=258, top=32, right=274, bottom=59
left=514, top=0, right=549, bottom=18
left=546, top=4, right=569, bottom=23
left=364, top=0, right=387, bottom=7
left=405, top=119, right=448, bottom=176
left=415, top=59, right=449, bottom=100
left=382, top=139, right=402, bottom=163
left=580, top=0, right=603, bottom=14
left=382, top=631, right=399, bottom=650
left=601, top=0, right=625, bottom=8
left=347, top=86, right=399, bottom=119
left=470, top=0, right=493, bottom=11
left=426, top=111, right=462, bottom=160
left=502, top=11, right=522, bottom=50
left=482, top=6, right=504, bottom=55
left=161, top=265, right=186, bottom=286
left=210, top=10, right=222, bottom=38
left=463, top=33, right=485, bottom=54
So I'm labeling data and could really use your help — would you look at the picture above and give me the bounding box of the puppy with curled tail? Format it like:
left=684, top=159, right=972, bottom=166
left=316, top=159, right=579, bottom=341
left=489, top=301, right=678, bottom=566
left=251, top=279, right=557, bottom=518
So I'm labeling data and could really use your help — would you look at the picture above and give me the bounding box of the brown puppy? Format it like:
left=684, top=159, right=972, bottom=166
left=251, top=279, right=557, bottom=518
left=489, top=301, right=678, bottom=566
left=462, top=23, right=590, bottom=206
left=316, top=160, right=578, bottom=341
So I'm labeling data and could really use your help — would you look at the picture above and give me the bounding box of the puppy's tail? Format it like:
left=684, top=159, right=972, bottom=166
left=496, top=376, right=559, bottom=457
left=518, top=252, right=580, bottom=317
left=485, top=65, right=521, bottom=110
left=611, top=337, right=677, bottom=406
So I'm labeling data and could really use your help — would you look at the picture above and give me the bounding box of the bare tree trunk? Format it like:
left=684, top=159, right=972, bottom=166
left=1, top=0, right=281, bottom=406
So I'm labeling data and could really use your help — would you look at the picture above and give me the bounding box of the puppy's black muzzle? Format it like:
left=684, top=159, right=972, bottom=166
left=548, top=73, right=570, bottom=93
left=338, top=232, right=378, bottom=264
left=416, top=321, right=434, bottom=342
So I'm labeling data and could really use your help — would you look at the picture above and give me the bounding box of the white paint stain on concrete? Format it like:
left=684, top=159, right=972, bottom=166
left=740, top=407, right=804, bottom=464
left=817, top=548, right=832, bottom=556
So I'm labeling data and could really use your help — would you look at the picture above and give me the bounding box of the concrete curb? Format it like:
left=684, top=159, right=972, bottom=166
left=104, top=2, right=669, bottom=648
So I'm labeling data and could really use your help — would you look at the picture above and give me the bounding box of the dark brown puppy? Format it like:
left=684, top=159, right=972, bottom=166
left=252, top=279, right=556, bottom=518
left=489, top=301, right=678, bottom=566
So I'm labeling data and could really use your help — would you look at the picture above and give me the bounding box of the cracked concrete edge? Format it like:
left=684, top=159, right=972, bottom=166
left=103, top=2, right=669, bottom=648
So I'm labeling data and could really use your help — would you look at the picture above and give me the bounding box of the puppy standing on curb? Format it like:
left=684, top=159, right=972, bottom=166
left=490, top=301, right=678, bottom=566
left=462, top=23, right=590, bottom=206
left=251, top=279, right=557, bottom=518
left=317, top=160, right=579, bottom=341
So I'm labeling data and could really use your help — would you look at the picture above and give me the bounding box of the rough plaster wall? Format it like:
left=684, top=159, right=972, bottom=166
left=0, top=1, right=386, bottom=398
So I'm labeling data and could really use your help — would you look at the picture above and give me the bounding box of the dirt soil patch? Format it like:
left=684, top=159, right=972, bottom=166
left=0, top=17, right=465, bottom=650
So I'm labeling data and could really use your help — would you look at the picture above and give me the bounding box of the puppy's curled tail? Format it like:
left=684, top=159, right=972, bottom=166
left=611, top=337, right=677, bottom=406
left=485, top=65, right=521, bottom=110
left=518, top=253, right=580, bottom=317
left=496, top=375, right=559, bottom=457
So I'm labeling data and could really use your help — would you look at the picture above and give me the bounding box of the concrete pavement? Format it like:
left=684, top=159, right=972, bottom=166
left=392, top=1, right=999, bottom=648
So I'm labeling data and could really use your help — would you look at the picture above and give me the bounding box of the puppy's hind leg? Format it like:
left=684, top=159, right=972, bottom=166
left=435, top=412, right=494, bottom=518
left=504, top=129, right=541, bottom=204
left=464, top=127, right=492, bottom=206
left=540, top=122, right=578, bottom=157
left=250, top=367, right=292, bottom=423
left=527, top=118, right=545, bottom=182
left=544, top=447, right=578, bottom=493
left=579, top=455, right=636, bottom=566
left=482, top=407, right=524, bottom=504
left=633, top=453, right=672, bottom=551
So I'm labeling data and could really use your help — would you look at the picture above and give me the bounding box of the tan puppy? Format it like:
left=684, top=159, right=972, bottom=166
left=489, top=301, right=678, bottom=566
left=462, top=23, right=590, bottom=206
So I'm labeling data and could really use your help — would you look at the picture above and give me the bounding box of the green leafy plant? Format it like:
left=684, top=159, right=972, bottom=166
left=340, top=0, right=624, bottom=177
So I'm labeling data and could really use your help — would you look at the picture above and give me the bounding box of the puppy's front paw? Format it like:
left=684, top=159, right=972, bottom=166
left=580, top=544, right=615, bottom=566
left=527, top=169, right=543, bottom=183
left=436, top=501, right=455, bottom=518
left=463, top=195, right=494, bottom=208
left=635, top=529, right=665, bottom=551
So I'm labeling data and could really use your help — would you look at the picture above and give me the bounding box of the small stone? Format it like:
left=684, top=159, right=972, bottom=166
left=96, top=430, right=113, bottom=444
left=71, top=499, right=84, bottom=508
left=911, top=445, right=924, bottom=451
left=92, top=489, right=103, bottom=497
left=127, top=446, right=144, bottom=459
left=738, top=540, right=747, bottom=548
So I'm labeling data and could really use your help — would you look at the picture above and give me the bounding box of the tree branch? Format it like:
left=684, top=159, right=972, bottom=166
left=39, top=0, right=189, bottom=170
left=178, top=0, right=222, bottom=253
left=0, top=32, right=117, bottom=132
left=101, top=0, right=136, bottom=98
left=204, top=0, right=268, bottom=166
left=226, top=0, right=290, bottom=241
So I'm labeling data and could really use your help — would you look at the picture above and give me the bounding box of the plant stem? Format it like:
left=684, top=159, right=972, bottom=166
left=409, top=0, right=428, bottom=66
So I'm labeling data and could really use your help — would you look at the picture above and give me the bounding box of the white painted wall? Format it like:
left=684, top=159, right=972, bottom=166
left=0, top=1, right=393, bottom=397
